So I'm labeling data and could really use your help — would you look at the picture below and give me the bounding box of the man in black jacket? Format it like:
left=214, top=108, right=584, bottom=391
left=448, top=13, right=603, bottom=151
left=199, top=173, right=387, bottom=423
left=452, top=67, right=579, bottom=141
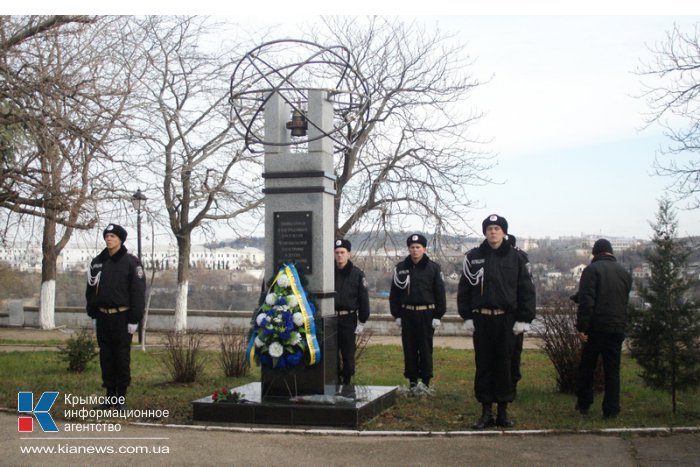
left=458, top=215, right=536, bottom=428
left=575, top=238, right=632, bottom=419
left=334, top=239, right=370, bottom=386
left=86, top=224, right=145, bottom=412
left=390, top=234, right=446, bottom=395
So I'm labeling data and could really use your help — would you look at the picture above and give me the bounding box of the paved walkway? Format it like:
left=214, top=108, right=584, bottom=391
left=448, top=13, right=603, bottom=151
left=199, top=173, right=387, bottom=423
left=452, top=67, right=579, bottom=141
left=2, top=326, right=699, bottom=466
left=3, top=410, right=699, bottom=466
left=0, top=326, right=543, bottom=351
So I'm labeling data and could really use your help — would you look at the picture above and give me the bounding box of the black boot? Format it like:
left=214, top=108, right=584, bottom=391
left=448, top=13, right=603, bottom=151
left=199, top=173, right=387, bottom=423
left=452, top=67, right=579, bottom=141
left=472, top=403, right=495, bottom=429
left=496, top=402, right=514, bottom=428
left=116, top=386, right=128, bottom=413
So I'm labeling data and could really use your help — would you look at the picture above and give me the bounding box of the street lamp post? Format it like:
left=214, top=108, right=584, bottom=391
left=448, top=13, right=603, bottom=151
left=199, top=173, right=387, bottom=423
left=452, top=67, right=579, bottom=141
left=131, top=188, right=147, bottom=344
left=131, top=188, right=147, bottom=261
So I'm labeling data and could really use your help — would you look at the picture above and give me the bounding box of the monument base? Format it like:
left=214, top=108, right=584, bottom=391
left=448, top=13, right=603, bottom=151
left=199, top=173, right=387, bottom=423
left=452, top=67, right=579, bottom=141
left=192, top=383, right=397, bottom=429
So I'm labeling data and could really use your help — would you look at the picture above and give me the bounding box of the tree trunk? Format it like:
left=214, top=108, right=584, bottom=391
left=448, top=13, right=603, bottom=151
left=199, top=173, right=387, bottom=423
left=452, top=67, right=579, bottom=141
left=39, top=219, right=57, bottom=329
left=174, top=235, right=191, bottom=332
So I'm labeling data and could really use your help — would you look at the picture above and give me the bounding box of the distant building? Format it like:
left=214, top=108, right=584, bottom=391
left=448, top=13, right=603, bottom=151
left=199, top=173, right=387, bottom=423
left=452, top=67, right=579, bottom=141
left=571, top=264, right=587, bottom=281
left=0, top=242, right=263, bottom=273
left=0, top=243, right=43, bottom=272
left=632, top=263, right=651, bottom=280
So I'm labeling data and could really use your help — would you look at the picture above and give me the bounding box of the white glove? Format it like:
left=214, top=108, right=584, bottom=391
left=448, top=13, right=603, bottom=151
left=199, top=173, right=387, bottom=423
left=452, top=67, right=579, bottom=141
left=355, top=322, right=365, bottom=335
left=127, top=323, right=138, bottom=334
left=462, top=319, right=474, bottom=332
left=513, top=321, right=530, bottom=335
left=432, top=318, right=441, bottom=329
left=395, top=318, right=402, bottom=328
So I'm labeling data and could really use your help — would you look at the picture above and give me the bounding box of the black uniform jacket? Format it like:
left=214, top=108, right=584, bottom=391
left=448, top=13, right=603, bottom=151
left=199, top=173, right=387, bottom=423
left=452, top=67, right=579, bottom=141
left=457, top=240, right=536, bottom=322
left=86, top=246, right=146, bottom=324
left=576, top=254, right=632, bottom=334
left=335, top=260, right=370, bottom=323
left=390, top=254, right=447, bottom=319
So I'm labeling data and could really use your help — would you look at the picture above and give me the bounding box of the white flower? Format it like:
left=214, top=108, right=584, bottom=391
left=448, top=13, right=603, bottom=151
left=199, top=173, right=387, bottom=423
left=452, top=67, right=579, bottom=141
left=273, top=315, right=282, bottom=324
left=277, top=274, right=290, bottom=288
left=286, top=295, right=298, bottom=308
left=289, top=332, right=301, bottom=346
left=256, top=313, right=266, bottom=326
left=292, top=312, right=304, bottom=327
left=255, top=336, right=264, bottom=347
left=268, top=342, right=284, bottom=358
left=265, top=293, right=277, bottom=306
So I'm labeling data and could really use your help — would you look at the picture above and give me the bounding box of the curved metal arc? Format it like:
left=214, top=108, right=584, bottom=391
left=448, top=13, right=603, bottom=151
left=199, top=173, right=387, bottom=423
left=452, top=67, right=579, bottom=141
left=228, top=38, right=371, bottom=153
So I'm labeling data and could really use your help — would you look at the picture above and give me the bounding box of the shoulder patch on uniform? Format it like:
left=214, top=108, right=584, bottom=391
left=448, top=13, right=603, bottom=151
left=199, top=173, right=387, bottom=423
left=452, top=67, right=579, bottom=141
left=362, top=277, right=368, bottom=289
left=136, top=266, right=144, bottom=279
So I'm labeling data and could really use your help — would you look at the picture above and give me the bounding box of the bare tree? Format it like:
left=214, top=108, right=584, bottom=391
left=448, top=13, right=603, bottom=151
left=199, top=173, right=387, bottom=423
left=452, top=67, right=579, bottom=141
left=309, top=17, right=493, bottom=246
left=1, top=15, right=91, bottom=208
left=0, top=16, right=137, bottom=328
left=639, top=22, right=700, bottom=208
left=130, top=17, right=261, bottom=331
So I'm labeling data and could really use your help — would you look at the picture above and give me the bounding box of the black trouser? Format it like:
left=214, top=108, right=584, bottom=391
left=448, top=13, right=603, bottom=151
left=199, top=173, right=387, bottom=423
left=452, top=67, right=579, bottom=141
left=401, top=308, right=435, bottom=383
left=95, top=310, right=133, bottom=390
left=337, top=313, right=357, bottom=384
left=512, top=333, right=524, bottom=391
left=473, top=313, right=515, bottom=403
left=576, top=331, right=624, bottom=416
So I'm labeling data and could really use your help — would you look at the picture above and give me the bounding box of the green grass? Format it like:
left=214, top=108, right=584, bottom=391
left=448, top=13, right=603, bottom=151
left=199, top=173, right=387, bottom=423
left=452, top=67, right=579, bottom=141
left=1, top=344, right=699, bottom=431
left=356, top=345, right=700, bottom=431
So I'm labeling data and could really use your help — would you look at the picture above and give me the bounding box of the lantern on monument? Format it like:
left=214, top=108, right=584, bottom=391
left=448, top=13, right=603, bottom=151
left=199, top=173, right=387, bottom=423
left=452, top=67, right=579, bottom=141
left=286, top=108, right=308, bottom=137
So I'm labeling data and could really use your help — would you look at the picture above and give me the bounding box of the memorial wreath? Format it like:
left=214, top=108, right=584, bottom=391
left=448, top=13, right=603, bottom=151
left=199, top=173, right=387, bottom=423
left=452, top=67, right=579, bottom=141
left=246, top=262, right=320, bottom=369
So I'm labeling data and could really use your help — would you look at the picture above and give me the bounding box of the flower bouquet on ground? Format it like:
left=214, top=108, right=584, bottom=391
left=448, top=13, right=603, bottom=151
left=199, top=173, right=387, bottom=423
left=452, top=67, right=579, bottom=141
left=211, top=387, right=244, bottom=403
left=246, top=262, right=320, bottom=370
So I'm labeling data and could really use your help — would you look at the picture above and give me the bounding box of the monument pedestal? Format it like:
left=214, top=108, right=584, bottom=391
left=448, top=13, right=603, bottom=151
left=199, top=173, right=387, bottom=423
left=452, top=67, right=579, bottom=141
left=192, top=383, right=397, bottom=429
left=192, top=315, right=398, bottom=428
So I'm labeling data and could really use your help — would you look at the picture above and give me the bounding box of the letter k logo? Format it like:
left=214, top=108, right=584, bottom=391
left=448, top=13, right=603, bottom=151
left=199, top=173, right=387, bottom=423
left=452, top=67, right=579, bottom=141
left=18, top=392, right=59, bottom=432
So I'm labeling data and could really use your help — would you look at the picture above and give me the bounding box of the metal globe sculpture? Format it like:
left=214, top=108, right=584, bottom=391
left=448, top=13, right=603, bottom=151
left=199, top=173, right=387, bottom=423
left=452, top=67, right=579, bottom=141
left=229, top=39, right=370, bottom=153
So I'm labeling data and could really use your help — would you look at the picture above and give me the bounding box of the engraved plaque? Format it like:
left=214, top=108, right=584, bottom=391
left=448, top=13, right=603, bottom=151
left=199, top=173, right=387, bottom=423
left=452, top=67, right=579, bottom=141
left=273, top=211, right=312, bottom=274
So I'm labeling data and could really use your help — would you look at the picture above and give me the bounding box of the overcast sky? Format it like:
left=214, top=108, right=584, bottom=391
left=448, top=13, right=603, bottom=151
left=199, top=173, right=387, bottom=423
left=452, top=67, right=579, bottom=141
left=428, top=15, right=700, bottom=239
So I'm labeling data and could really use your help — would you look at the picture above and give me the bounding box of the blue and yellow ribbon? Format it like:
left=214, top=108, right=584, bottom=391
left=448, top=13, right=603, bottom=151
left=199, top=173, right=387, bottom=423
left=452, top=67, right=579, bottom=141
left=245, top=325, right=257, bottom=368
left=283, top=263, right=320, bottom=365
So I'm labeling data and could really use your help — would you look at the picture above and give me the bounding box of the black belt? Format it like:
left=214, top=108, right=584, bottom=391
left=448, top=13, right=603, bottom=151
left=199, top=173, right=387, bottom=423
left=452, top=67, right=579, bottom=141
left=474, top=308, right=505, bottom=316
left=403, top=304, right=435, bottom=311
left=98, top=306, right=129, bottom=314
left=336, top=309, right=357, bottom=316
